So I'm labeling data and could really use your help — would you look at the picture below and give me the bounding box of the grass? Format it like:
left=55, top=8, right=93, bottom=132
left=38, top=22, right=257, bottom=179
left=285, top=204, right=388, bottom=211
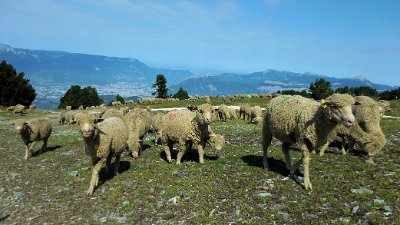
left=0, top=101, right=399, bottom=224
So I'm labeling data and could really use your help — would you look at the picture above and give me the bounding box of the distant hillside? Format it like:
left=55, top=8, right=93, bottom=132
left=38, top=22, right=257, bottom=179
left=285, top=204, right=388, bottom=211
left=170, top=70, right=394, bottom=96
left=0, top=44, right=192, bottom=108
left=1, top=44, right=396, bottom=109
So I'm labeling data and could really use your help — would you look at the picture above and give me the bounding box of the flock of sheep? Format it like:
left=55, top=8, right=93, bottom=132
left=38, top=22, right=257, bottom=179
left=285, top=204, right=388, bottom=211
left=11, top=93, right=389, bottom=195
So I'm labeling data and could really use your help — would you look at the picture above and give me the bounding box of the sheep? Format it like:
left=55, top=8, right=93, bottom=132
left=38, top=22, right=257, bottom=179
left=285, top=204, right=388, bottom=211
left=377, top=100, right=391, bottom=117
left=58, top=112, right=66, bottom=125
left=65, top=110, right=78, bottom=125
left=262, top=94, right=356, bottom=190
left=159, top=110, right=225, bottom=165
left=13, top=117, right=53, bottom=160
left=239, top=104, right=251, bottom=120
left=29, top=104, right=36, bottom=112
left=102, top=108, right=124, bottom=120
left=196, top=103, right=214, bottom=124
left=250, top=106, right=263, bottom=124
left=73, top=112, right=95, bottom=126
left=228, top=107, right=239, bottom=120
left=7, top=106, right=15, bottom=112
left=123, top=108, right=152, bottom=158
left=151, top=112, right=165, bottom=146
left=13, top=104, right=25, bottom=115
left=218, top=104, right=230, bottom=122
left=66, top=106, right=72, bottom=111
left=119, top=106, right=129, bottom=115
left=79, top=116, right=128, bottom=195
left=319, top=96, right=386, bottom=161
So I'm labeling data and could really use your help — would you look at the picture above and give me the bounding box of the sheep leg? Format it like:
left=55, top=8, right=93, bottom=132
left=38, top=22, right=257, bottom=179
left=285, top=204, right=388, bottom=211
left=319, top=142, right=329, bottom=156
left=262, top=127, right=273, bottom=170
left=114, top=154, right=121, bottom=175
left=42, top=138, right=48, bottom=151
left=340, top=136, right=347, bottom=155
left=281, top=142, right=293, bottom=171
left=105, top=153, right=112, bottom=178
left=24, top=144, right=30, bottom=160
left=176, top=140, right=187, bottom=165
left=87, top=158, right=106, bottom=196
left=302, top=149, right=312, bottom=191
left=163, top=142, right=173, bottom=163
left=198, top=140, right=207, bottom=164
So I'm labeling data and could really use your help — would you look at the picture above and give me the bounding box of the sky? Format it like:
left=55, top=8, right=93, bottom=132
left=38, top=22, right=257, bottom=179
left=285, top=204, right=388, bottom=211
left=1, top=0, right=399, bottom=86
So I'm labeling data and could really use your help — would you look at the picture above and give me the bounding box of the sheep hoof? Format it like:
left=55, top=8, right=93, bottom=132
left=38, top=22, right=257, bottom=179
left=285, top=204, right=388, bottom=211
left=87, top=187, right=94, bottom=196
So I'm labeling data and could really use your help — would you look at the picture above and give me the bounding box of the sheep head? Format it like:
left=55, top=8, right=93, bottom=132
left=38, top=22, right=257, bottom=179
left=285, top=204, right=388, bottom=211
left=207, top=133, right=225, bottom=151
left=80, top=118, right=103, bottom=138
left=197, top=103, right=213, bottom=124
left=13, top=119, right=27, bottom=134
left=323, top=94, right=355, bottom=127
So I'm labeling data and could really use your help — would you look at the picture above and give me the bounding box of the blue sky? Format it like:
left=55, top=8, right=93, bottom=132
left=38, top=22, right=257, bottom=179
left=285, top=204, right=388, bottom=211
left=1, top=0, right=399, bottom=85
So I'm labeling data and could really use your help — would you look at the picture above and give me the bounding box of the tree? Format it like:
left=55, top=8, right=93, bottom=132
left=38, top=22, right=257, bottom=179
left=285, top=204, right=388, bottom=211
left=335, top=86, right=350, bottom=94
left=115, top=94, right=125, bottom=104
left=172, top=87, right=189, bottom=100
left=309, top=78, right=333, bottom=100
left=0, top=60, right=36, bottom=106
left=152, top=74, right=168, bottom=99
left=59, top=85, right=102, bottom=109
left=278, top=89, right=311, bottom=98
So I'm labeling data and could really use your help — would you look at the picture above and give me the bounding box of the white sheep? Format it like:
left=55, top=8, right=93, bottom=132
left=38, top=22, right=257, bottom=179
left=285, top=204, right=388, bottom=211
left=159, top=110, right=225, bottom=165
left=14, top=117, right=53, bottom=160
left=250, top=106, right=263, bottom=124
left=262, top=94, right=356, bottom=190
left=123, top=108, right=152, bottom=158
left=79, top=116, right=128, bottom=195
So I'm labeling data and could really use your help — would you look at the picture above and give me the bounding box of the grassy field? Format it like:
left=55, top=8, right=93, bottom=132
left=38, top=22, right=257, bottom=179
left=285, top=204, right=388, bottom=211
left=0, top=100, right=399, bottom=224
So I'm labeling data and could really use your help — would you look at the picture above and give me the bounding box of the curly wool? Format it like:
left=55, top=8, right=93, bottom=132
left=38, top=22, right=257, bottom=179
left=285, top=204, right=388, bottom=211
left=123, top=108, right=152, bottom=157
left=218, top=104, right=230, bottom=121
left=239, top=103, right=251, bottom=120
left=250, top=106, right=263, bottom=124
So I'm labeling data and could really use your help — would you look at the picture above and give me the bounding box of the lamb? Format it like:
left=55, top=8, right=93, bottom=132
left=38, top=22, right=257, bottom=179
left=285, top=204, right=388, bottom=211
left=123, top=108, right=152, bottom=158
left=58, top=112, right=66, bottom=125
left=79, top=116, right=128, bottom=195
left=159, top=110, right=225, bottom=165
left=262, top=94, right=356, bottom=190
left=319, top=96, right=386, bottom=160
left=250, top=106, right=263, bottom=124
left=13, top=117, right=53, bottom=160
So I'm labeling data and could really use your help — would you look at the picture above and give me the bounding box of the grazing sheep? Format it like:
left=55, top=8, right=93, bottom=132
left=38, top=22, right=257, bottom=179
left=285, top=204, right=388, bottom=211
left=58, top=112, right=66, bottom=125
left=160, top=110, right=224, bottom=165
left=319, top=96, right=386, bottom=160
left=80, top=117, right=128, bottom=195
left=14, top=117, right=53, bottom=160
left=124, top=108, right=152, bottom=158
left=102, top=108, right=124, bottom=120
left=65, top=110, right=78, bottom=125
left=218, top=104, right=230, bottom=122
left=239, top=104, right=251, bottom=120
left=29, top=104, right=36, bottom=112
left=262, top=94, right=356, bottom=190
left=228, top=107, right=239, bottom=120
left=151, top=112, right=165, bottom=145
left=250, top=106, right=263, bottom=124
left=13, top=104, right=25, bottom=115
left=377, top=100, right=391, bottom=117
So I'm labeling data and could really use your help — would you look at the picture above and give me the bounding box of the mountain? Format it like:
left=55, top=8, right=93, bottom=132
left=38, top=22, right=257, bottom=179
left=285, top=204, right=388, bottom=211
left=0, top=44, right=192, bottom=108
left=1, top=44, right=396, bottom=109
left=170, top=70, right=394, bottom=96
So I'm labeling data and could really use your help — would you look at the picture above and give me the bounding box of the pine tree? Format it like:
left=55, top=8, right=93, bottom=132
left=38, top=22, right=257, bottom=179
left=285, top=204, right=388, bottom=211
left=152, top=74, right=168, bottom=99
left=115, top=94, right=125, bottom=104
left=309, top=78, right=333, bottom=100
left=172, top=87, right=189, bottom=100
left=0, top=60, right=36, bottom=106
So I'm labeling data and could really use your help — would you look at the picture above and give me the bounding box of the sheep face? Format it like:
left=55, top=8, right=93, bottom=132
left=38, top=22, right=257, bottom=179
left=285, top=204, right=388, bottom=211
left=208, top=133, right=225, bottom=151
left=14, top=120, right=27, bottom=133
left=80, top=120, right=98, bottom=138
left=198, top=109, right=212, bottom=124
left=329, top=104, right=355, bottom=127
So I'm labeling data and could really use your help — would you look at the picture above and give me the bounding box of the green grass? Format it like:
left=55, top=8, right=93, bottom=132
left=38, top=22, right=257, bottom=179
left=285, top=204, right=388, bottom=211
left=0, top=102, right=399, bottom=224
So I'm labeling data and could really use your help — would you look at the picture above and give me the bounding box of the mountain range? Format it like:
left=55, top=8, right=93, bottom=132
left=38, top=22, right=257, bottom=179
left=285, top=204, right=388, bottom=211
left=0, top=43, right=395, bottom=109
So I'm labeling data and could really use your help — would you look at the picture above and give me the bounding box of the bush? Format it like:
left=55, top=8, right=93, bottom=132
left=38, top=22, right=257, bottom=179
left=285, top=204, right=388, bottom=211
left=172, top=87, right=189, bottom=100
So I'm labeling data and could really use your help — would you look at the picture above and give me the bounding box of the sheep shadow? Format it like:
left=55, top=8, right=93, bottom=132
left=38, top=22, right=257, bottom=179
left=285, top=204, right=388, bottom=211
left=159, top=148, right=219, bottom=164
left=242, top=155, right=303, bottom=179
left=98, top=160, right=131, bottom=182
left=321, top=140, right=368, bottom=157
left=32, top=145, right=62, bottom=157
